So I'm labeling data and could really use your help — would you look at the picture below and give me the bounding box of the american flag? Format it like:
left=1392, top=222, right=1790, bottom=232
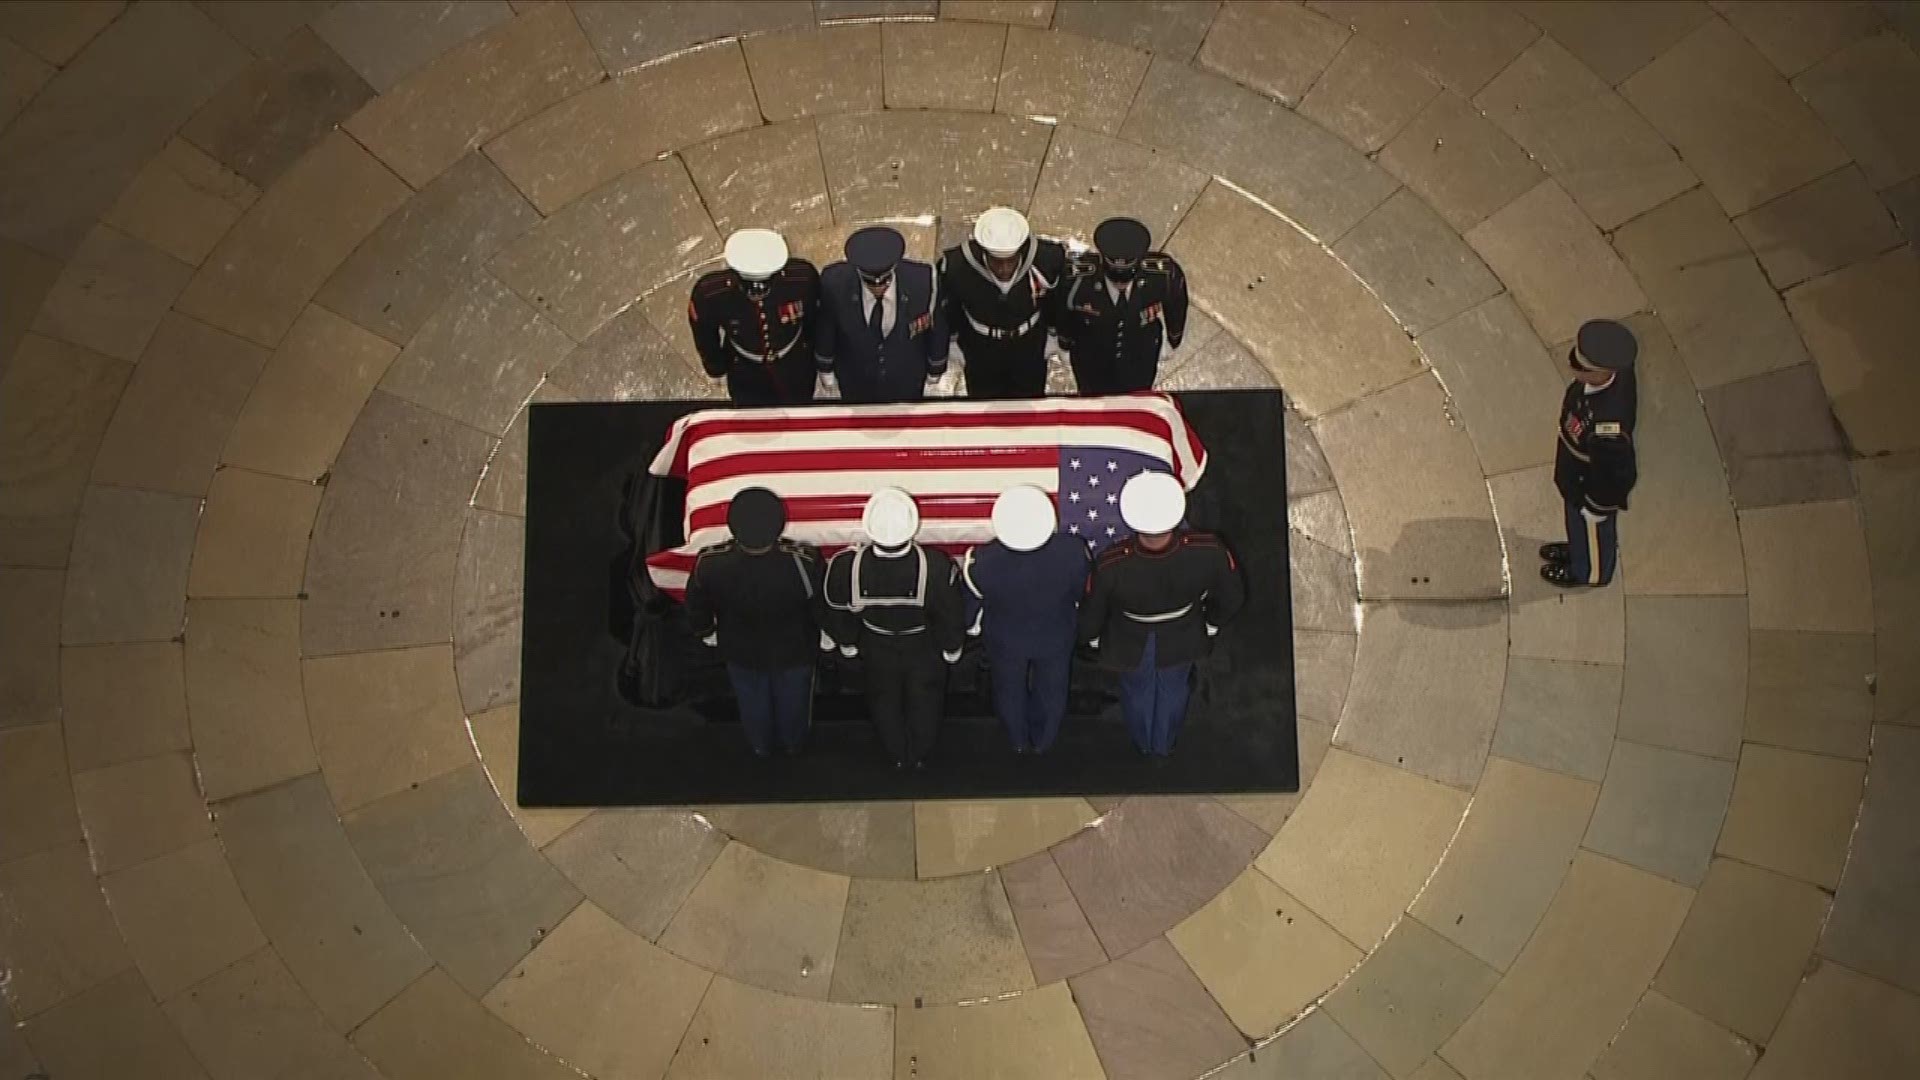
left=644, top=394, right=1208, bottom=598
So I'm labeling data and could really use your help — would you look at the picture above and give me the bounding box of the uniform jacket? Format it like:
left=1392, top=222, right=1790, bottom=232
left=1078, top=531, right=1244, bottom=669
left=938, top=238, right=1068, bottom=351
left=823, top=543, right=966, bottom=654
left=814, top=259, right=950, bottom=404
left=1553, top=372, right=1638, bottom=513
left=960, top=534, right=1091, bottom=654
left=683, top=539, right=826, bottom=669
left=687, top=260, right=820, bottom=405
left=1056, top=253, right=1190, bottom=393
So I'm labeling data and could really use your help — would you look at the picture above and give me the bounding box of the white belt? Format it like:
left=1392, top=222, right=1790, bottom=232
left=862, top=621, right=926, bottom=636
left=964, top=310, right=1042, bottom=340
left=1123, top=603, right=1193, bottom=624
left=729, top=334, right=802, bottom=363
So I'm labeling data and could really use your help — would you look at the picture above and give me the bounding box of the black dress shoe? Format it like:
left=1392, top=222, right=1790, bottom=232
left=1540, top=563, right=1596, bottom=588
left=1539, top=542, right=1570, bottom=564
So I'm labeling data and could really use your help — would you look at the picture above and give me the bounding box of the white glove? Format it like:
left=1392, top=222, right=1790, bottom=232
left=966, top=624, right=983, bottom=637
left=942, top=648, right=962, bottom=663
left=818, top=371, right=839, bottom=398
left=1087, top=638, right=1100, bottom=649
left=838, top=644, right=859, bottom=658
left=819, top=630, right=836, bottom=651
left=1580, top=507, right=1605, bottom=523
left=1204, top=624, right=1219, bottom=637
left=701, top=632, right=718, bottom=647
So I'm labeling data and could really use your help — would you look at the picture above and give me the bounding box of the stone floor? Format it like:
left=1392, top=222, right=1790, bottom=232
left=1, top=1, right=1917, bottom=1077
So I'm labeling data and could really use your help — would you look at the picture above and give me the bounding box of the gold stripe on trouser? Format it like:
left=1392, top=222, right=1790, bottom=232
left=1586, top=514, right=1604, bottom=585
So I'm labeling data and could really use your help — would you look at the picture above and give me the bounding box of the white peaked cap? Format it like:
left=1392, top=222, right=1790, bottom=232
left=724, top=228, right=788, bottom=280
left=991, top=485, right=1056, bottom=552
left=1119, top=471, right=1185, bottom=535
left=861, top=487, right=921, bottom=547
left=972, top=207, right=1031, bottom=256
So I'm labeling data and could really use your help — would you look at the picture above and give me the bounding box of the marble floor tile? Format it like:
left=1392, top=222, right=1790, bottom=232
left=1749, top=961, right=1920, bottom=1080
left=1742, top=500, right=1875, bottom=632
left=543, top=808, right=728, bottom=939
left=999, top=851, right=1107, bottom=983
left=380, top=273, right=573, bottom=436
left=342, top=3, right=604, bottom=189
left=1027, top=124, right=1208, bottom=250
left=942, top=0, right=1056, bottom=26
left=314, top=0, right=512, bottom=91
left=1212, top=1010, right=1389, bottom=1079
left=1308, top=1, right=1539, bottom=96
left=0, top=239, right=62, bottom=380
left=1619, top=595, right=1748, bottom=760
left=1514, top=0, right=1712, bottom=85
left=0, top=336, right=132, bottom=567
left=913, top=798, right=1096, bottom=878
left=1746, top=629, right=1875, bottom=758
left=0, top=569, right=62, bottom=728
left=699, top=800, right=916, bottom=879
left=195, top=0, right=335, bottom=55
left=1464, top=179, right=1648, bottom=347
left=1286, top=407, right=1338, bottom=495
left=1785, top=245, right=1920, bottom=454
left=742, top=24, right=882, bottom=123
left=30, top=223, right=193, bottom=363
left=816, top=0, right=938, bottom=18
left=665, top=972, right=893, bottom=1079
left=1439, top=851, right=1692, bottom=1080
left=0, top=842, right=133, bottom=1019
left=662, top=841, right=851, bottom=999
left=1259, top=750, right=1468, bottom=946
left=318, top=153, right=541, bottom=348
left=1297, top=35, right=1442, bottom=153
left=1378, top=92, right=1544, bottom=233
left=816, top=109, right=1052, bottom=222
left=59, top=641, right=189, bottom=771
left=882, top=19, right=1003, bottom=110
left=1584, top=739, right=1735, bottom=885
left=101, top=836, right=267, bottom=1000
left=1154, top=328, right=1278, bottom=391
left=1416, top=295, right=1562, bottom=476
left=484, top=902, right=709, bottom=1080
left=1052, top=796, right=1269, bottom=958
left=1289, top=536, right=1358, bottom=634
left=1070, top=937, right=1244, bottom=1080
left=1408, top=1060, right=1463, bottom=1080
left=1196, top=0, right=1347, bottom=105
left=543, top=303, right=723, bottom=403
left=222, top=305, right=399, bottom=483
left=894, top=981, right=1105, bottom=1080
left=490, top=158, right=721, bottom=342
left=1122, top=59, right=1397, bottom=242
left=90, top=314, right=269, bottom=497
left=343, top=763, right=580, bottom=995
left=1735, top=165, right=1903, bottom=289
left=681, top=119, right=834, bottom=238
left=1591, top=989, right=1755, bottom=1080
left=1795, top=31, right=1920, bottom=190
left=995, top=25, right=1148, bottom=135
left=214, top=774, right=432, bottom=1030
left=164, top=947, right=378, bottom=1080
left=1411, top=756, right=1599, bottom=972
left=187, top=468, right=321, bottom=598
left=350, top=968, right=581, bottom=1080
left=0, top=0, right=124, bottom=65
left=1218, top=718, right=1337, bottom=835
left=1699, top=362, right=1853, bottom=508
left=468, top=705, right=589, bottom=847
left=1324, top=915, right=1501, bottom=1077
left=1488, top=468, right=1621, bottom=663
left=1656, top=855, right=1830, bottom=1041
left=1853, top=454, right=1920, bottom=726
left=302, top=644, right=474, bottom=813
left=1052, top=0, right=1218, bottom=61
left=19, top=969, right=207, bottom=1080
left=1883, top=172, right=1920, bottom=243
left=568, top=0, right=813, bottom=74
left=1332, top=187, right=1501, bottom=335
left=0, top=723, right=81, bottom=862
left=1335, top=600, right=1506, bottom=785
left=180, top=26, right=374, bottom=189
left=1492, top=658, right=1621, bottom=782
left=183, top=598, right=315, bottom=802
left=1719, top=745, right=1865, bottom=889
left=1166, top=867, right=1363, bottom=1036
left=1294, top=628, right=1356, bottom=725
left=71, top=751, right=211, bottom=874
left=1718, top=0, right=1889, bottom=76
left=485, top=44, right=758, bottom=215
left=102, top=139, right=259, bottom=268
left=829, top=871, right=1031, bottom=1004
left=1621, top=17, right=1848, bottom=214
left=300, top=393, right=494, bottom=655
left=1288, top=489, right=1352, bottom=555
left=0, top=35, right=51, bottom=132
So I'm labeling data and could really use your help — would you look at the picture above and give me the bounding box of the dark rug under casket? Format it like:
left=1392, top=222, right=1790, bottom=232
left=517, top=389, right=1298, bottom=806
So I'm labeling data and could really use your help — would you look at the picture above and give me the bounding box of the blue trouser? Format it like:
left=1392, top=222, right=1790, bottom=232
left=989, top=644, right=1072, bottom=752
left=1118, top=633, right=1192, bottom=756
left=726, top=664, right=813, bottom=755
left=1563, top=498, right=1620, bottom=586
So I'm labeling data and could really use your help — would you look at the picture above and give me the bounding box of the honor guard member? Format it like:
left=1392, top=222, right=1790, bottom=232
left=822, top=489, right=966, bottom=769
left=1057, top=217, right=1189, bottom=395
left=683, top=488, right=826, bottom=757
left=939, top=207, right=1067, bottom=399
left=688, top=229, right=821, bottom=406
left=1542, top=319, right=1639, bottom=588
left=1079, top=472, right=1244, bottom=756
left=961, top=486, right=1093, bottom=753
left=815, top=227, right=951, bottom=404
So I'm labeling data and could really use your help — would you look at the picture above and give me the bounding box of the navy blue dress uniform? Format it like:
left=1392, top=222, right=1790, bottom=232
left=815, top=226, right=951, bottom=404
left=683, top=488, right=826, bottom=756
left=688, top=229, right=820, bottom=406
left=1543, top=319, right=1639, bottom=588
left=939, top=207, right=1068, bottom=400
left=1057, top=217, right=1190, bottom=395
left=1078, top=473, right=1245, bottom=756
left=960, top=486, right=1092, bottom=753
left=822, top=489, right=967, bottom=768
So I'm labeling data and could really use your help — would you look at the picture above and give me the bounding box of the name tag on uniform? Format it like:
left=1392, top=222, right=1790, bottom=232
left=1140, top=302, right=1163, bottom=327
left=1594, top=421, right=1623, bottom=436
left=910, top=312, right=932, bottom=336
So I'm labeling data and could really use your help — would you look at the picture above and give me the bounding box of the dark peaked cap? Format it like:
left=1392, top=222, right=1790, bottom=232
left=845, top=226, right=906, bottom=274
left=1572, top=319, right=1638, bottom=371
left=727, top=487, right=786, bottom=548
left=1093, top=217, right=1151, bottom=262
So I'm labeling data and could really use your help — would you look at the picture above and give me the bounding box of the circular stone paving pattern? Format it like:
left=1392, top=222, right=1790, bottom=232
left=1, top=4, right=1917, bottom=1080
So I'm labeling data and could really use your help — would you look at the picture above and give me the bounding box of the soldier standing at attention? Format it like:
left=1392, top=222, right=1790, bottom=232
left=961, top=485, right=1092, bottom=754
left=688, top=229, right=820, bottom=406
left=939, top=207, right=1067, bottom=399
left=822, top=489, right=966, bottom=769
left=815, top=226, right=950, bottom=404
left=1541, top=319, right=1638, bottom=588
left=1079, top=472, right=1244, bottom=757
left=684, top=488, right=825, bottom=757
left=1057, top=217, right=1189, bottom=395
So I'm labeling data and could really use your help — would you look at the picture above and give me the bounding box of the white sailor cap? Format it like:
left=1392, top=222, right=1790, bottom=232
left=861, top=487, right=921, bottom=547
left=972, top=207, right=1031, bottom=257
left=724, top=228, right=788, bottom=281
left=990, top=485, right=1055, bottom=552
left=1119, top=471, right=1185, bottom=535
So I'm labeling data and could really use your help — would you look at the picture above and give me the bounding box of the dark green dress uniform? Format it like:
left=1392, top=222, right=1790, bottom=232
left=1056, top=218, right=1189, bottom=395
left=1545, top=320, right=1639, bottom=588
left=687, top=259, right=820, bottom=406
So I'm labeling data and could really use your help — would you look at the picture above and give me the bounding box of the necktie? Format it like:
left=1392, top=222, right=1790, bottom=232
left=868, top=290, right=885, bottom=341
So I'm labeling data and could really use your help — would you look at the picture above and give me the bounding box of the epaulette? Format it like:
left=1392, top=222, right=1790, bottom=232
left=1067, top=253, right=1101, bottom=277
left=1178, top=531, right=1221, bottom=547
left=1138, top=254, right=1173, bottom=274
left=1094, top=539, right=1136, bottom=567
left=777, top=539, right=818, bottom=560
left=692, top=269, right=735, bottom=296
left=774, top=259, right=816, bottom=281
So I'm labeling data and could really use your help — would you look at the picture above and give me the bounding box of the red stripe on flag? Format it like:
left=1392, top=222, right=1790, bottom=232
left=687, top=445, right=1058, bottom=485
left=687, top=494, right=1002, bottom=533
